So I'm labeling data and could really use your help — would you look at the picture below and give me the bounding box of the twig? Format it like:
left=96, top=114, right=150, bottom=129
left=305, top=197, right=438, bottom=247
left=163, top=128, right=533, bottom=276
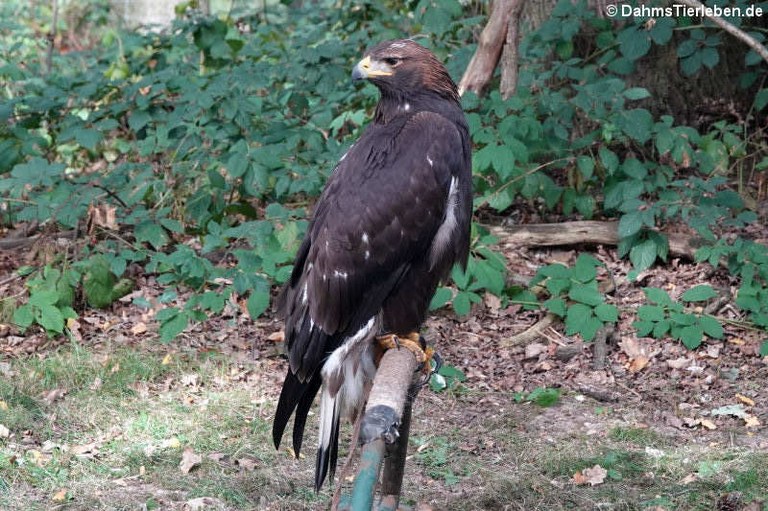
left=501, top=313, right=555, bottom=347
left=45, top=0, right=59, bottom=75
left=675, top=0, right=768, bottom=65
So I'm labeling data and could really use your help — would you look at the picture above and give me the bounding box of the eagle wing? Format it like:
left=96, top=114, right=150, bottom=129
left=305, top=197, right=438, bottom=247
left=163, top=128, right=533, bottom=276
left=273, top=110, right=469, bottom=453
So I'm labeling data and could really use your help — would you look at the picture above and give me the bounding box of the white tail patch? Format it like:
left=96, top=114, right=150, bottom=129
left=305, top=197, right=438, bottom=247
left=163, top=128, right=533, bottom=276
left=429, top=176, right=460, bottom=269
left=318, top=317, right=378, bottom=453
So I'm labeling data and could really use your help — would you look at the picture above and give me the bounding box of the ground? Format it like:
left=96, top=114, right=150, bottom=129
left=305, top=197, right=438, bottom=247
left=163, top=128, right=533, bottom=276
left=0, top=238, right=766, bottom=511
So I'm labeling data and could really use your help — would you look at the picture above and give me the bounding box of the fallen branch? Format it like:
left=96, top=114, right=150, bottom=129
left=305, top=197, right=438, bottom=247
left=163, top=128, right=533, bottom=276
left=501, top=313, right=555, bottom=347
left=489, top=221, right=704, bottom=260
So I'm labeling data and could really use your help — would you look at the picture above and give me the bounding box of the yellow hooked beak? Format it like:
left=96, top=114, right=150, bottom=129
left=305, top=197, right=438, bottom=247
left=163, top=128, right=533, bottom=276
left=352, top=55, right=394, bottom=80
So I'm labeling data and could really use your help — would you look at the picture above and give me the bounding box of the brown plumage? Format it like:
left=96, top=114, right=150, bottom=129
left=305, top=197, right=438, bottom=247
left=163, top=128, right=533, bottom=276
left=272, top=39, right=472, bottom=491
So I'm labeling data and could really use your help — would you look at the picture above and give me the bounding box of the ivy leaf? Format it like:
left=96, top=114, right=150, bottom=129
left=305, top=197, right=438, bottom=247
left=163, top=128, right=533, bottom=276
left=681, top=285, right=717, bottom=302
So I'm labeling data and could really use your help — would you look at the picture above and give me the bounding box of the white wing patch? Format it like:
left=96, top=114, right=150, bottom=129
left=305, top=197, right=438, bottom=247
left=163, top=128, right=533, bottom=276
left=429, top=175, right=460, bottom=269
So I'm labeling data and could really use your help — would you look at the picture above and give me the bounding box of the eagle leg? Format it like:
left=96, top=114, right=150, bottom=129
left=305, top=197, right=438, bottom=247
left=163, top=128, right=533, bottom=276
left=375, top=332, right=433, bottom=375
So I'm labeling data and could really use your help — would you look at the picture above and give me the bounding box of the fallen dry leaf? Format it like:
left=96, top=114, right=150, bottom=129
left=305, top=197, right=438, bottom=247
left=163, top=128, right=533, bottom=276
left=573, top=464, right=607, bottom=486
left=628, top=356, right=649, bottom=373
left=41, top=388, right=66, bottom=405
left=0, top=400, right=7, bottom=411
left=183, top=497, right=226, bottom=511
left=680, top=473, right=698, bottom=485
left=235, top=456, right=258, bottom=471
left=744, top=415, right=761, bottom=428
left=267, top=331, right=285, bottom=343
left=71, top=441, right=100, bottom=458
left=179, top=447, right=202, bottom=474
left=162, top=353, right=173, bottom=365
left=524, top=342, right=547, bottom=360
left=131, top=322, right=148, bottom=335
left=51, top=488, right=68, bottom=503
left=666, top=356, right=692, bottom=369
left=0, top=424, right=9, bottom=438
left=736, top=394, right=755, bottom=407
left=700, top=419, right=717, bottom=430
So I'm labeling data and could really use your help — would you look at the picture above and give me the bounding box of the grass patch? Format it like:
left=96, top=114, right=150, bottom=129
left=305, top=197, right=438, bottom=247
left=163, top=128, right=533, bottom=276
left=0, top=341, right=324, bottom=510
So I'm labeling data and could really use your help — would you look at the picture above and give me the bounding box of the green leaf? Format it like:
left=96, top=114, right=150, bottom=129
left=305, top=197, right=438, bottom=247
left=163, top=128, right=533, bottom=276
left=527, top=387, right=560, bottom=407
left=633, top=320, right=654, bottom=337
left=28, top=289, right=59, bottom=307
left=544, top=297, right=567, bottom=317
left=644, top=287, right=673, bottom=306
left=760, top=340, right=768, bottom=357
left=623, top=87, right=651, bottom=100
left=618, top=212, right=643, bottom=238
left=565, top=303, right=591, bottom=335
left=617, top=108, right=654, bottom=143
left=429, top=287, right=453, bottom=311
left=75, top=128, right=102, bottom=151
left=681, top=285, right=717, bottom=302
left=618, top=26, right=651, bottom=60
left=453, top=292, right=471, bottom=317
left=637, top=304, right=665, bottom=322
left=247, top=291, right=270, bottom=319
left=13, top=304, right=35, bottom=330
left=594, top=303, right=619, bottom=323
left=573, top=254, right=600, bottom=282
left=135, top=222, right=168, bottom=250
left=699, top=316, right=724, bottom=339
left=568, top=284, right=603, bottom=307
left=159, top=311, right=189, bottom=343
left=680, top=325, right=703, bottom=350
left=630, top=239, right=658, bottom=272
left=38, top=305, right=65, bottom=333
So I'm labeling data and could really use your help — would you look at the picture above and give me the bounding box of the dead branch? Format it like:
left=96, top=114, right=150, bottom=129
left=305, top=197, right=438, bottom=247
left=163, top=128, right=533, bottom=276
left=458, top=0, right=515, bottom=96
left=489, top=221, right=705, bottom=260
left=501, top=313, right=555, bottom=347
left=675, top=0, right=768, bottom=65
left=499, top=0, right=527, bottom=99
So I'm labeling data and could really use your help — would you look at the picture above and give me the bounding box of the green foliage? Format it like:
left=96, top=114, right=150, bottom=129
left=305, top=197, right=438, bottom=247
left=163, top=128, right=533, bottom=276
left=430, top=228, right=507, bottom=317
left=429, top=362, right=466, bottom=393
left=517, top=254, right=619, bottom=342
left=13, top=266, right=78, bottom=335
left=513, top=386, right=561, bottom=407
left=2, top=0, right=766, bottom=348
left=633, top=287, right=724, bottom=350
left=81, top=255, right=133, bottom=308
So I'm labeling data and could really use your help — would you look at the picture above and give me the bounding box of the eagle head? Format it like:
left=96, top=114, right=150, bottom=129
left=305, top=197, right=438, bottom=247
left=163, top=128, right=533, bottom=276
left=352, top=39, right=459, bottom=103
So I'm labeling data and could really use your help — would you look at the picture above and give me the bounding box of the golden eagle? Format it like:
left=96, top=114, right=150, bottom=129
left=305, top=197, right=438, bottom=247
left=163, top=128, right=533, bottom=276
left=272, top=39, right=472, bottom=490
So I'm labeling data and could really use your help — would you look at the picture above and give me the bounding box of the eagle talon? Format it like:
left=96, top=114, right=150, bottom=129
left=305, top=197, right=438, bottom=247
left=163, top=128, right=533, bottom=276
left=376, top=332, right=435, bottom=376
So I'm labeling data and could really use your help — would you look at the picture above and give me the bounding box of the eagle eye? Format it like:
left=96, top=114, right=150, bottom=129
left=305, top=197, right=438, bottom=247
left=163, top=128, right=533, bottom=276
left=383, top=57, right=400, bottom=66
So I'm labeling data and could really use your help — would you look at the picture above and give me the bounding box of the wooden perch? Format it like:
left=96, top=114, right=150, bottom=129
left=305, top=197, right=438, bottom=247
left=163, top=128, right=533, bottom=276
left=488, top=221, right=704, bottom=260
left=339, top=347, right=421, bottom=511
